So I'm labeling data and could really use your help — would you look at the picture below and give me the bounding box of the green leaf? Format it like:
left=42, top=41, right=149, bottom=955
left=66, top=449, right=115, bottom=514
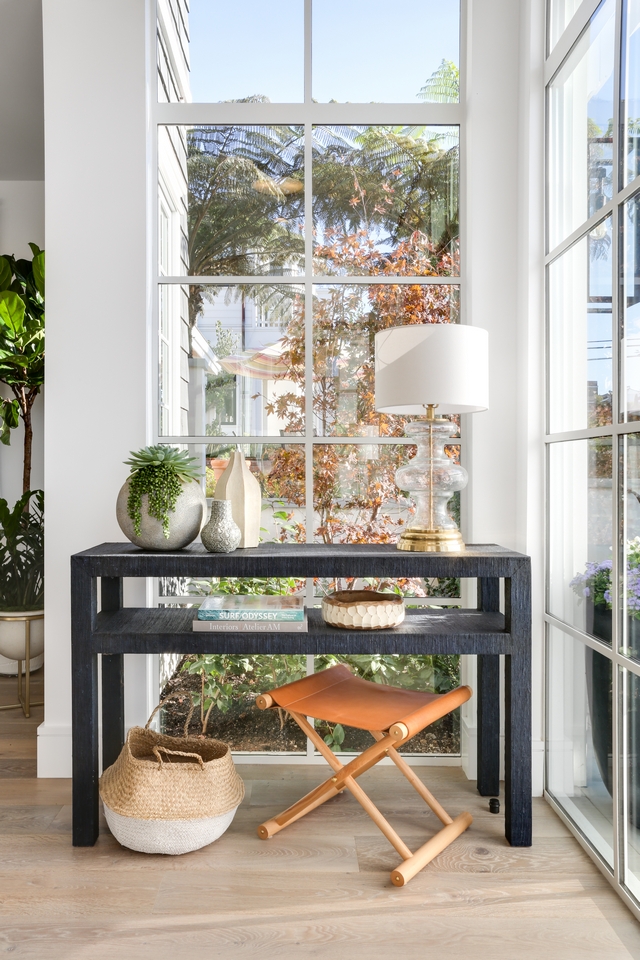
left=332, top=723, right=345, bottom=745
left=32, top=252, right=44, bottom=298
left=0, top=399, right=19, bottom=445
left=0, top=291, right=25, bottom=336
left=0, top=258, right=11, bottom=292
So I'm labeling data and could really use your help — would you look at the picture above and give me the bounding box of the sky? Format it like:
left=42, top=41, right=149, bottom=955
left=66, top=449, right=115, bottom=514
left=188, top=0, right=460, bottom=103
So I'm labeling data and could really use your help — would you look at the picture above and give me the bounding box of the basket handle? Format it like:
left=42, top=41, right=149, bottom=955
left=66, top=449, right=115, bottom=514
left=152, top=745, right=205, bottom=769
left=145, top=694, right=196, bottom=738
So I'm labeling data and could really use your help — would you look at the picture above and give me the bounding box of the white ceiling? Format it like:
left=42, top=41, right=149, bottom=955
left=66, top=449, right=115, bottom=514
left=0, top=0, right=44, bottom=180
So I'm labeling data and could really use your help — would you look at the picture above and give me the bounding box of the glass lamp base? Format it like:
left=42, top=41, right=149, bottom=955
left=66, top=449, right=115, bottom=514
left=397, top=527, right=465, bottom=553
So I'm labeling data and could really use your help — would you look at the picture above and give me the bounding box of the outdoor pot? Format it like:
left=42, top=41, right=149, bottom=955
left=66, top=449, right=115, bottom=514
left=116, top=478, right=206, bottom=551
left=0, top=611, right=44, bottom=676
left=586, top=602, right=640, bottom=826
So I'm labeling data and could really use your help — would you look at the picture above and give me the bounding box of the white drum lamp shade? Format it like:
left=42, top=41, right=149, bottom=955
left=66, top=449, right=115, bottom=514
left=374, top=324, right=489, bottom=415
left=374, top=323, right=489, bottom=552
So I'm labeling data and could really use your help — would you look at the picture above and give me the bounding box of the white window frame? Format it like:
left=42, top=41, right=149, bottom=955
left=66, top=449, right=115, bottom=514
left=149, top=0, right=469, bottom=765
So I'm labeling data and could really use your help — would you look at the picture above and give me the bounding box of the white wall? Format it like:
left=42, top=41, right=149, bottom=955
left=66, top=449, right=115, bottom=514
left=463, top=0, right=546, bottom=795
left=39, top=0, right=149, bottom=776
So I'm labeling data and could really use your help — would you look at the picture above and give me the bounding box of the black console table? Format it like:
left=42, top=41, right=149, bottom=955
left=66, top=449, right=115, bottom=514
left=70, top=542, right=531, bottom=848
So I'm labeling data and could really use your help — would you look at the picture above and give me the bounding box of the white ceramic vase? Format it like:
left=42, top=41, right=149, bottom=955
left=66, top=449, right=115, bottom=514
left=213, top=451, right=261, bottom=548
left=116, top=478, right=207, bottom=550
left=0, top=611, right=44, bottom=675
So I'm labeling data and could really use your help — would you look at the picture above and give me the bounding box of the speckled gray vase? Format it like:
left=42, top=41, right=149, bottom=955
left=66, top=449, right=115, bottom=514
left=116, top=478, right=207, bottom=551
left=201, top=500, right=241, bottom=554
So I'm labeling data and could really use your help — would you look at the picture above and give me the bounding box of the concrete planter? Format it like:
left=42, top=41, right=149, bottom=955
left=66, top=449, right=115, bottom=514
left=116, top=478, right=206, bottom=550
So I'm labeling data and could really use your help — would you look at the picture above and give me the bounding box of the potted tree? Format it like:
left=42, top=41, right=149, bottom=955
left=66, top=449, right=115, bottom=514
left=0, top=491, right=44, bottom=682
left=0, top=246, right=45, bottom=675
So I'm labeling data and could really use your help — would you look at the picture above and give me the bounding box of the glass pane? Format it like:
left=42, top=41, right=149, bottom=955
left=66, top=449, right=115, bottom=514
left=158, top=125, right=304, bottom=278
left=623, top=0, right=640, bottom=186
left=621, top=192, right=640, bottom=420
left=547, top=624, right=614, bottom=867
left=624, top=668, right=640, bottom=899
left=548, top=220, right=612, bottom=434
left=313, top=126, right=459, bottom=276
left=158, top=284, right=304, bottom=437
left=312, top=285, right=460, bottom=437
left=157, top=0, right=304, bottom=103
left=621, top=434, right=640, bottom=661
left=159, top=651, right=308, bottom=752
left=313, top=654, right=461, bottom=755
left=548, top=0, right=615, bottom=250
left=548, top=0, right=583, bottom=52
left=313, top=1, right=459, bottom=103
left=313, top=442, right=460, bottom=544
left=548, top=438, right=613, bottom=640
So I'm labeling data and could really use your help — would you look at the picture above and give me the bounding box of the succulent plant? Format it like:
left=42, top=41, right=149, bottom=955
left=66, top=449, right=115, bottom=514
left=124, top=445, right=201, bottom=482
left=125, top=446, right=202, bottom=538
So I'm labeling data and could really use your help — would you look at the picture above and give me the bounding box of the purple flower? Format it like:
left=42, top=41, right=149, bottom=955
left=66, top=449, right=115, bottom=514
left=583, top=587, right=591, bottom=598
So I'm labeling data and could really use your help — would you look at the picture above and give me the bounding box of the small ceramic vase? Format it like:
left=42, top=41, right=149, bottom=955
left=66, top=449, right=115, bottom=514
left=201, top=500, right=241, bottom=554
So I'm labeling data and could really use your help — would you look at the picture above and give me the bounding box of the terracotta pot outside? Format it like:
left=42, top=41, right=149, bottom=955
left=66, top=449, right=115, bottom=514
left=207, top=458, right=230, bottom=482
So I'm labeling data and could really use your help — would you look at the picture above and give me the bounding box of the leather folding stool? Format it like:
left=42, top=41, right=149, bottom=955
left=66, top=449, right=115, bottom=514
left=256, top=663, right=473, bottom=886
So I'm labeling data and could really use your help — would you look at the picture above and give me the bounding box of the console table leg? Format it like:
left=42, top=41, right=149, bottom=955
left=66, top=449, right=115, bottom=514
left=477, top=578, right=501, bottom=797
left=477, top=655, right=500, bottom=796
left=71, top=566, right=99, bottom=846
left=505, top=567, right=532, bottom=846
left=101, top=577, right=124, bottom=770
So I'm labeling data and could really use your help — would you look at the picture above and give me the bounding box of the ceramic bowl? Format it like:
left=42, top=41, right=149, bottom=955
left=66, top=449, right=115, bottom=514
left=321, top=590, right=405, bottom=630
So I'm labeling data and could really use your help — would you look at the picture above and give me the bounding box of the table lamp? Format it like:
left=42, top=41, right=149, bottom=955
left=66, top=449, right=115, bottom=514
left=374, top=323, right=489, bottom=552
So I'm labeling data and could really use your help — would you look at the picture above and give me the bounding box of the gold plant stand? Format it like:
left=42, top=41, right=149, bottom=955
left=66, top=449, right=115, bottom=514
left=0, top=613, right=44, bottom=718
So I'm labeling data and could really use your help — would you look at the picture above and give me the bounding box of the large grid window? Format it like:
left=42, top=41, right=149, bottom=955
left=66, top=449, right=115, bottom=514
left=546, top=0, right=640, bottom=917
left=153, top=0, right=464, bottom=759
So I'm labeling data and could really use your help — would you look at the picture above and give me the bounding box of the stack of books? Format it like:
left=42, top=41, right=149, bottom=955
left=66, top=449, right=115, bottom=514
left=192, top=595, right=307, bottom=632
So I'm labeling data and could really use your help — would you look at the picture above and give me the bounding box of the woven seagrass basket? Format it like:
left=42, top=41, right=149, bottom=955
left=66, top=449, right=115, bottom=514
left=99, top=697, right=244, bottom=855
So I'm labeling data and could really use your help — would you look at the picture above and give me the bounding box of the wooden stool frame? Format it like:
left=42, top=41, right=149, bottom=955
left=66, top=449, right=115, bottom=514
left=256, top=687, right=473, bottom=887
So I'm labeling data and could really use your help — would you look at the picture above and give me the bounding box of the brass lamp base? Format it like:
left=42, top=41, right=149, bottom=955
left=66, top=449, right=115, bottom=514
left=397, top=527, right=465, bottom=553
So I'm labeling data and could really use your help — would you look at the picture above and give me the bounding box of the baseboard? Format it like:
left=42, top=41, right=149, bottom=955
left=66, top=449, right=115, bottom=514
left=461, top=717, right=477, bottom=779
left=37, top=723, right=72, bottom=778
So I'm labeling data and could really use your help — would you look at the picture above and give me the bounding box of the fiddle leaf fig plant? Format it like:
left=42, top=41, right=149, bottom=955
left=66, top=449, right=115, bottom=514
left=125, top=445, right=201, bottom=538
left=0, top=490, right=44, bottom=611
left=0, top=244, right=45, bottom=494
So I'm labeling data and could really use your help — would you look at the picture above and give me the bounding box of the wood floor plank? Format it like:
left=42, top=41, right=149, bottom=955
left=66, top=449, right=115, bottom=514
left=0, top=778, right=71, bottom=804
left=0, top=804, right=61, bottom=833
left=0, top=915, right=632, bottom=960
left=354, top=833, right=602, bottom=876
left=0, top=760, right=37, bottom=778
left=0, top=739, right=37, bottom=759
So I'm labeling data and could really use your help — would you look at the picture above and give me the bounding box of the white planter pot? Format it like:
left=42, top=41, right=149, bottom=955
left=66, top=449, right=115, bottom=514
left=116, top=478, right=206, bottom=550
left=0, top=611, right=44, bottom=675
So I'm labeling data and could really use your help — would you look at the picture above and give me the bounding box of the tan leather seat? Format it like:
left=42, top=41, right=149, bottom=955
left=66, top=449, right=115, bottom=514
left=269, top=662, right=457, bottom=732
left=256, top=663, right=474, bottom=887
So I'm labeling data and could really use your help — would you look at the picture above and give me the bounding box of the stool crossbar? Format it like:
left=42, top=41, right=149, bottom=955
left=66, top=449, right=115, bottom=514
left=255, top=663, right=473, bottom=886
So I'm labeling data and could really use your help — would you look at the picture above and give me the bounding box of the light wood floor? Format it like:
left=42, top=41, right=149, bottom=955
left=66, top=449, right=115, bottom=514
left=1, top=673, right=640, bottom=959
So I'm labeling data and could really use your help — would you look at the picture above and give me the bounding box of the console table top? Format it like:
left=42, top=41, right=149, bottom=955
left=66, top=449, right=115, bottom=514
left=71, top=541, right=529, bottom=579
